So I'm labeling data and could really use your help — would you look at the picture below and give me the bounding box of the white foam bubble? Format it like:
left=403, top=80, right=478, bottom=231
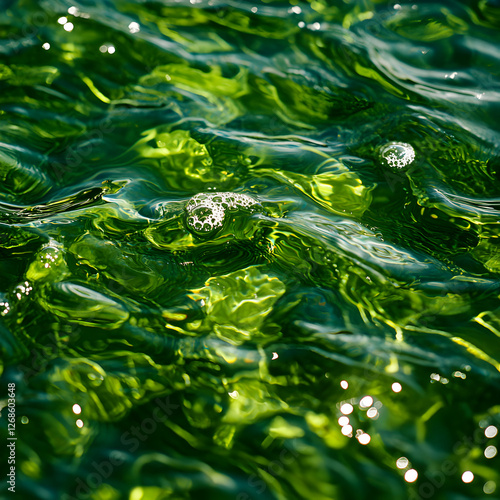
left=380, top=142, right=415, bottom=169
left=185, top=192, right=259, bottom=235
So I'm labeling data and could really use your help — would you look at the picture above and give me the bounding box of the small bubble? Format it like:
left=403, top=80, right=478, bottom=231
left=21, top=416, right=29, bottom=424
left=42, top=42, right=50, bottom=50
left=392, top=382, right=402, bottom=392
left=64, top=22, right=74, bottom=31
left=340, top=403, right=353, bottom=415
left=484, top=481, right=496, bottom=495
left=380, top=142, right=415, bottom=169
left=404, top=469, right=418, bottom=482
left=462, top=471, right=474, bottom=483
left=396, top=457, right=409, bottom=469
left=341, top=424, right=353, bottom=436
left=338, top=416, right=349, bottom=426
left=357, top=433, right=371, bottom=445
left=184, top=192, right=260, bottom=237
left=485, top=445, right=497, bottom=459
left=359, top=396, right=373, bottom=408
left=485, top=426, right=498, bottom=438
left=128, top=22, right=140, bottom=33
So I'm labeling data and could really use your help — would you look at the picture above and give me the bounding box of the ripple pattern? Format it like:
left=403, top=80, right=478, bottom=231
left=1, top=1, right=500, bottom=500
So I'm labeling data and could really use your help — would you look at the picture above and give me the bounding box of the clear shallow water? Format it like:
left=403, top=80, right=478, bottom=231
left=0, top=0, right=500, bottom=498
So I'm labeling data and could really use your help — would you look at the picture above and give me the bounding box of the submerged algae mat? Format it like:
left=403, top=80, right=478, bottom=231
left=1, top=0, right=500, bottom=498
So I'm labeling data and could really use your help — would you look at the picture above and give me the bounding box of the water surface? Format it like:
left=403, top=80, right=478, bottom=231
left=1, top=1, right=500, bottom=499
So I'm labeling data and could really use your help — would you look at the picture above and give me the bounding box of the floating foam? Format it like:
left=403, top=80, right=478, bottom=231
left=379, top=142, right=415, bottom=169
left=185, top=192, right=260, bottom=235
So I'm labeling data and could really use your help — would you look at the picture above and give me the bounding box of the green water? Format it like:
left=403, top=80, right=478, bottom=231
left=1, top=0, right=500, bottom=498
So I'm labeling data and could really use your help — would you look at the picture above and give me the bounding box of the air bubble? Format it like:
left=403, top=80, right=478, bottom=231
left=379, top=142, right=415, bottom=169
left=185, top=192, right=260, bottom=236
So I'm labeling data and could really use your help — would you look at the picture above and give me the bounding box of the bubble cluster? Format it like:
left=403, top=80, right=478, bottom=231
left=185, top=192, right=259, bottom=235
left=379, top=142, right=415, bottom=169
